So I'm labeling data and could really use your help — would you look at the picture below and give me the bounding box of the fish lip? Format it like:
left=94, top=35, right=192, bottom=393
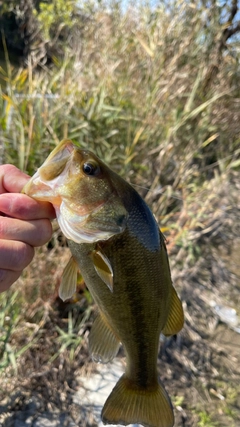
left=23, top=170, right=64, bottom=203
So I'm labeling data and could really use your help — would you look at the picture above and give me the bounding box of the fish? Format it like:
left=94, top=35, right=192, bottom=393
left=23, top=139, right=184, bottom=427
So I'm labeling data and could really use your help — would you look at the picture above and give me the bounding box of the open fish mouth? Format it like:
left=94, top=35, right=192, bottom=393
left=23, top=140, right=128, bottom=244
left=24, top=172, right=128, bottom=243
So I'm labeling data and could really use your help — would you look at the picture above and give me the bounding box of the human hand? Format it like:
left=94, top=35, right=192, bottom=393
left=0, top=164, right=55, bottom=293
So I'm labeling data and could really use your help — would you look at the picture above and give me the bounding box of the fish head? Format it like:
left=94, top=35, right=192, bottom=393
left=23, top=140, right=128, bottom=243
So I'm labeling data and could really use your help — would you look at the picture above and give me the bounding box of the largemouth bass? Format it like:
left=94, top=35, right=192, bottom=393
left=23, top=139, right=184, bottom=427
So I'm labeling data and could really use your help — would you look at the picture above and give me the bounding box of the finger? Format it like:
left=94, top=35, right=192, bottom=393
left=0, top=193, right=55, bottom=220
left=0, top=240, right=34, bottom=271
left=0, top=270, right=22, bottom=293
left=0, top=164, right=30, bottom=193
left=0, top=217, right=53, bottom=247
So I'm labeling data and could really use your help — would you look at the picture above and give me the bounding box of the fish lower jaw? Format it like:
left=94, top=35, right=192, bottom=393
left=57, top=211, right=123, bottom=244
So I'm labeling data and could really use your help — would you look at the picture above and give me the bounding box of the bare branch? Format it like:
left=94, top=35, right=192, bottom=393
left=218, top=0, right=240, bottom=53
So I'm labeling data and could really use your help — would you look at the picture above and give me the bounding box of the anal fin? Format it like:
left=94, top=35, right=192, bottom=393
left=89, top=313, right=120, bottom=363
left=162, top=287, right=184, bottom=336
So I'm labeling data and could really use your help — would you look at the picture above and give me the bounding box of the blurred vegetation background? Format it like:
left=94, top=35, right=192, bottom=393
left=0, top=1, right=240, bottom=426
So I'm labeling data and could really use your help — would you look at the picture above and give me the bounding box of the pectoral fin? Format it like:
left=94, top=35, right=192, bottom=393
left=59, top=256, right=79, bottom=301
left=162, top=287, right=184, bottom=336
left=89, top=313, right=120, bottom=363
left=91, top=249, right=113, bottom=292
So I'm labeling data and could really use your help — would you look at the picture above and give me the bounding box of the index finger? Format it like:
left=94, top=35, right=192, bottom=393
left=0, top=193, right=55, bottom=220
left=0, top=164, right=30, bottom=193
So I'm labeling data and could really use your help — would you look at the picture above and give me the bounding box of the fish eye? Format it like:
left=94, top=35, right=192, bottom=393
left=82, top=161, right=100, bottom=176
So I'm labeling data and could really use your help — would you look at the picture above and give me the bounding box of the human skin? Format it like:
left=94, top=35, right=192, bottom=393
left=0, top=164, right=55, bottom=293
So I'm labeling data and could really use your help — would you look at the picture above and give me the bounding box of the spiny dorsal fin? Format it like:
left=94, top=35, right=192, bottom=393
left=89, top=313, right=120, bottom=363
left=91, top=249, right=113, bottom=292
left=59, top=256, right=79, bottom=301
left=162, top=287, right=184, bottom=336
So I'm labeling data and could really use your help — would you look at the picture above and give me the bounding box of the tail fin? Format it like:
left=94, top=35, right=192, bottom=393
left=101, top=374, right=174, bottom=427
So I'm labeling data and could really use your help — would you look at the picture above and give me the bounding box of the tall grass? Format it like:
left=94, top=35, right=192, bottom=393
left=1, top=2, right=239, bottom=247
left=1, top=2, right=239, bottom=179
